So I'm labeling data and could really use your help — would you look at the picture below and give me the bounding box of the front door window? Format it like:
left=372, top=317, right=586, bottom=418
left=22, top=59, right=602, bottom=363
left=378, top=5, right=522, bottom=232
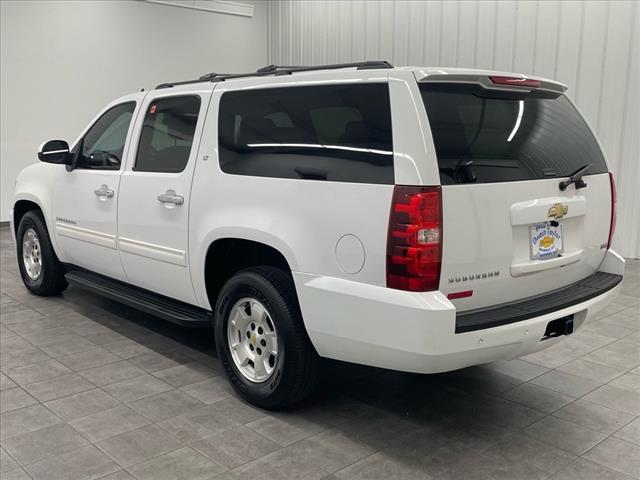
left=76, top=102, right=136, bottom=170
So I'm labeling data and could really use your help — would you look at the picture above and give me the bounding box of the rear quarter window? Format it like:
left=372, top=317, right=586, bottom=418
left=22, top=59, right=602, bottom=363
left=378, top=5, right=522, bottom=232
left=218, top=83, right=394, bottom=184
left=420, top=84, right=608, bottom=185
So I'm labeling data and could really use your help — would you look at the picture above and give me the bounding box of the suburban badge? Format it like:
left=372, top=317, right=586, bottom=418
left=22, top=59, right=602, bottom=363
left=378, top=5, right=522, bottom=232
left=448, top=271, right=500, bottom=283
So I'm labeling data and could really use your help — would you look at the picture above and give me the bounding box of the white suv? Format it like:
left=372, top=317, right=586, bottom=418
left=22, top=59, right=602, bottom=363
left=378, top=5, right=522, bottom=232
left=11, top=62, right=625, bottom=408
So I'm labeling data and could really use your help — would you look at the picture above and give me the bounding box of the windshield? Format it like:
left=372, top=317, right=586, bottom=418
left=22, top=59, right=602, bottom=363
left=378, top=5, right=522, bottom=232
left=420, top=84, right=608, bottom=185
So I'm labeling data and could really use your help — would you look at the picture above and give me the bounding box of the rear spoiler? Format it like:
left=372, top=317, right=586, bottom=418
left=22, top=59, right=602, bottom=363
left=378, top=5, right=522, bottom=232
left=417, top=73, right=567, bottom=95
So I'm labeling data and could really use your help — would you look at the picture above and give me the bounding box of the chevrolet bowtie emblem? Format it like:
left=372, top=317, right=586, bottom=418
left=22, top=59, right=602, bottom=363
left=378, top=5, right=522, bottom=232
left=548, top=203, right=568, bottom=219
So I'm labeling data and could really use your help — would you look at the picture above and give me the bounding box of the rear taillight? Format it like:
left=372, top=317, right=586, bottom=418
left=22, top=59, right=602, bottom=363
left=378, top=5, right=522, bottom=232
left=387, top=186, right=442, bottom=292
left=489, top=76, right=541, bottom=88
left=607, top=172, right=617, bottom=249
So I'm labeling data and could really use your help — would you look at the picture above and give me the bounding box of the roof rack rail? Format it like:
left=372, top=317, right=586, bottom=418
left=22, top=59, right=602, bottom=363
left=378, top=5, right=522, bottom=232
left=155, top=60, right=393, bottom=89
left=256, top=61, right=393, bottom=74
left=198, top=72, right=232, bottom=80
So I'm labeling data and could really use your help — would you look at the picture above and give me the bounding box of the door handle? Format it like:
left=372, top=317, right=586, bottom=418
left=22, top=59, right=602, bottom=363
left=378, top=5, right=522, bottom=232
left=94, top=184, right=114, bottom=198
left=157, top=190, right=184, bottom=206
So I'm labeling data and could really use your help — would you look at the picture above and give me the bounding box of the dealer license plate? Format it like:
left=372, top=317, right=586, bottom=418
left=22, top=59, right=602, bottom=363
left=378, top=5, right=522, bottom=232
left=529, top=222, right=563, bottom=260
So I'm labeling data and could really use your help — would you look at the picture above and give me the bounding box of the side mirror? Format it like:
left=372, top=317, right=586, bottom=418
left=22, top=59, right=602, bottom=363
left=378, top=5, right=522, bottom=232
left=38, top=140, right=71, bottom=165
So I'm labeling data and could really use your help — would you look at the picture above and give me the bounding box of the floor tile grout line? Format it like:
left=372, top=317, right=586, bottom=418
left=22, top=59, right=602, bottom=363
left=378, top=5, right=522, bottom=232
left=89, top=423, right=188, bottom=472
left=578, top=435, right=640, bottom=479
left=2, top=413, right=88, bottom=472
left=1, top=440, right=35, bottom=478
left=523, top=332, right=639, bottom=380
left=2, top=238, right=638, bottom=480
left=547, top=395, right=639, bottom=437
left=41, top=387, right=127, bottom=421
left=516, top=411, right=608, bottom=459
left=188, top=412, right=371, bottom=475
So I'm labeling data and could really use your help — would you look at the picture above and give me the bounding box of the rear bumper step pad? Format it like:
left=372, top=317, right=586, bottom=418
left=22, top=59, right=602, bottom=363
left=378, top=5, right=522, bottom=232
left=455, top=272, right=622, bottom=333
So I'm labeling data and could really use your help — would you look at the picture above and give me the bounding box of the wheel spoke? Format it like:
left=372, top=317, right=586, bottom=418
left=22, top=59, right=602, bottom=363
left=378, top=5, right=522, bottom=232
left=236, top=303, right=251, bottom=324
left=231, top=304, right=249, bottom=331
left=253, top=358, right=268, bottom=378
left=250, top=301, right=267, bottom=323
left=265, top=331, right=278, bottom=355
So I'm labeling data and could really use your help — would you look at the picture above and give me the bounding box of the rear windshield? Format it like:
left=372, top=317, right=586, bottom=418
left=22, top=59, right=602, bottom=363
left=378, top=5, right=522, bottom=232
left=420, top=84, right=607, bottom=185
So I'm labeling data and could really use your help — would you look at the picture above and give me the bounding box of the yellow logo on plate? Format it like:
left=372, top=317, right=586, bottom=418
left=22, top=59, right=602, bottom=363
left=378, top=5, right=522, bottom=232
left=540, top=236, right=555, bottom=248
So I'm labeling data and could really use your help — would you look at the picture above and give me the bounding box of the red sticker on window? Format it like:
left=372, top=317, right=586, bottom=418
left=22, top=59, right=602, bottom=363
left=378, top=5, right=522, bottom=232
left=150, top=105, right=157, bottom=114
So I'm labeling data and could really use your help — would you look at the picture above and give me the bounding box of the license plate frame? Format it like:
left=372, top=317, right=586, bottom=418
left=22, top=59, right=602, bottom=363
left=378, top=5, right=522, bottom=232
left=529, top=222, right=563, bottom=260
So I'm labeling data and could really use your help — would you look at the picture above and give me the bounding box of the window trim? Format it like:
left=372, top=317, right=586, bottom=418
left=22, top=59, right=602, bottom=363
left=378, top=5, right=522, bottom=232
left=132, top=94, right=202, bottom=174
left=74, top=101, right=137, bottom=171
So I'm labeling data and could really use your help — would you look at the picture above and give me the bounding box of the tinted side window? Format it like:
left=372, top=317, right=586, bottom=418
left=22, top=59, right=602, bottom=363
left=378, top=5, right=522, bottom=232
left=218, top=84, right=393, bottom=184
left=77, top=102, right=136, bottom=170
left=420, top=84, right=607, bottom=185
left=135, top=96, right=201, bottom=173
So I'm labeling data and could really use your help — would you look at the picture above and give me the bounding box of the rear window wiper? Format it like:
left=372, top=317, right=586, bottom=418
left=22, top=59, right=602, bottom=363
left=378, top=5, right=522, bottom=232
left=559, top=163, right=592, bottom=191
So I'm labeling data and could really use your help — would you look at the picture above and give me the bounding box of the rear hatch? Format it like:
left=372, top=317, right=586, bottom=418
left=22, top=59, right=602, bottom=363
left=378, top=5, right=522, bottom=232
left=418, top=74, right=613, bottom=312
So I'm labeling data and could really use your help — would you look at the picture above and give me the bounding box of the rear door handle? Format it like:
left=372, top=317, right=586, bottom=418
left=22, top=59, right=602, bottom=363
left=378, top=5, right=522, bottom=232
left=94, top=184, right=114, bottom=198
left=157, top=190, right=184, bottom=206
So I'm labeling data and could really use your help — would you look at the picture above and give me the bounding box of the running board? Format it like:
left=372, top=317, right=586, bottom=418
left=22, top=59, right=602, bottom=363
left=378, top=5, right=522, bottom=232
left=64, top=267, right=211, bottom=327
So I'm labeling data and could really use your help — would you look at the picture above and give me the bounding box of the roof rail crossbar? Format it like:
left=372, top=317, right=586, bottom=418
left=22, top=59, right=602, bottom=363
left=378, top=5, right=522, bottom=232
left=155, top=60, right=393, bottom=89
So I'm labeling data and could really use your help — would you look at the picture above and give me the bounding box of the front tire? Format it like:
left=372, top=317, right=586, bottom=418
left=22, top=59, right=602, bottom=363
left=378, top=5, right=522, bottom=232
left=16, top=210, right=68, bottom=296
left=214, top=267, right=318, bottom=409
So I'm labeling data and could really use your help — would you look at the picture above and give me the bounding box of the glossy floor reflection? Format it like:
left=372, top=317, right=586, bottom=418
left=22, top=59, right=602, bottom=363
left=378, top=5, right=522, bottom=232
left=1, top=226, right=639, bottom=480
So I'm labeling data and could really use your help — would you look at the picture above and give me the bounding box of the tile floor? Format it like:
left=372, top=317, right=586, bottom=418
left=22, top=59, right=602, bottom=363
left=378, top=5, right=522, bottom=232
left=1, top=225, right=639, bottom=480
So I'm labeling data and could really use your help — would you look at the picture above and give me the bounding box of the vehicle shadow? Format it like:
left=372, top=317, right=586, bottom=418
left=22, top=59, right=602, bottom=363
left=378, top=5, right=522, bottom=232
left=60, top=282, right=525, bottom=439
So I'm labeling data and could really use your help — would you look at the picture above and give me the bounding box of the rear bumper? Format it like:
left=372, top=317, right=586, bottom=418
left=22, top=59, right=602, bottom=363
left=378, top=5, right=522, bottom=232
left=456, top=272, right=622, bottom=333
left=293, top=250, right=625, bottom=374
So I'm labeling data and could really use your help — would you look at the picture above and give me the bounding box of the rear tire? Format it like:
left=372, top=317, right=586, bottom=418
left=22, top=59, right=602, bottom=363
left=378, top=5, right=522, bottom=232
left=16, top=210, right=68, bottom=296
left=214, top=266, right=318, bottom=409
